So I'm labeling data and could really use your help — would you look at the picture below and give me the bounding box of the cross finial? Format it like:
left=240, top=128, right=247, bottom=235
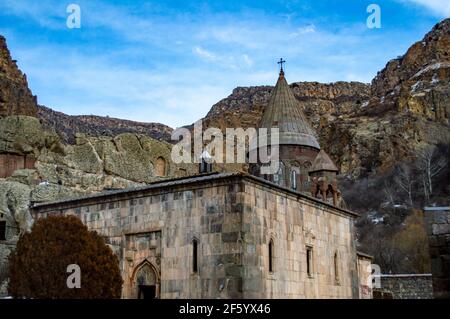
left=277, top=58, right=286, bottom=73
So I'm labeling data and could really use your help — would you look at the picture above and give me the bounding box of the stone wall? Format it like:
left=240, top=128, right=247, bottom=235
left=0, top=241, right=15, bottom=297
left=239, top=178, right=359, bottom=299
left=31, top=173, right=361, bottom=299
left=249, top=144, right=319, bottom=192
left=32, top=174, right=249, bottom=299
left=0, top=154, right=36, bottom=178
left=424, top=207, right=450, bottom=299
left=373, top=274, right=433, bottom=299
left=357, top=252, right=373, bottom=299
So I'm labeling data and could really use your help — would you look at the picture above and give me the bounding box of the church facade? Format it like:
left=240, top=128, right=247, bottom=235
left=32, top=172, right=365, bottom=299
left=30, top=66, right=372, bottom=299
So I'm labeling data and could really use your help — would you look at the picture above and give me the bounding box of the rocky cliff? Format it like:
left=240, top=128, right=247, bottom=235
left=0, top=36, right=37, bottom=117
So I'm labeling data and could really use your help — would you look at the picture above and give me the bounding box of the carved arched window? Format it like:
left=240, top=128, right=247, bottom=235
left=306, top=246, right=314, bottom=277
left=155, top=157, right=166, bottom=177
left=269, top=239, right=274, bottom=273
left=334, top=252, right=340, bottom=284
left=0, top=220, right=6, bottom=240
left=291, top=170, right=297, bottom=190
left=192, top=238, right=199, bottom=273
left=273, top=162, right=284, bottom=186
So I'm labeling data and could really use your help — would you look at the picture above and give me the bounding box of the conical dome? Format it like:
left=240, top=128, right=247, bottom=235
left=258, top=70, right=320, bottom=149
left=309, top=150, right=338, bottom=173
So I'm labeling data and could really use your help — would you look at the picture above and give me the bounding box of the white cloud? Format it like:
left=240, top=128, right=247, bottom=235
left=193, top=46, right=254, bottom=70
left=193, top=46, right=216, bottom=61
left=290, top=24, right=316, bottom=37
left=14, top=45, right=235, bottom=128
left=0, top=1, right=65, bottom=29
left=242, top=54, right=253, bottom=67
left=2, top=1, right=424, bottom=128
left=401, top=0, right=450, bottom=17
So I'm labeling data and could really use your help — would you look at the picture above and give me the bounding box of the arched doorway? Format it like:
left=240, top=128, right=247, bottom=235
left=133, top=261, right=160, bottom=299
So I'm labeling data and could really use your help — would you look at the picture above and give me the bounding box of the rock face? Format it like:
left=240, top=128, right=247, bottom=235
left=371, top=19, right=450, bottom=101
left=0, top=181, right=32, bottom=235
left=0, top=116, right=51, bottom=155
left=322, top=19, right=450, bottom=177
left=0, top=36, right=37, bottom=117
left=201, top=19, right=450, bottom=178
left=0, top=115, right=195, bottom=236
left=203, top=81, right=371, bottom=132
left=0, top=115, right=185, bottom=188
left=367, top=19, right=450, bottom=122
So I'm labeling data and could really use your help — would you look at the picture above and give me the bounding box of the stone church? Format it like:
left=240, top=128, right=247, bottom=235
left=30, top=66, right=372, bottom=299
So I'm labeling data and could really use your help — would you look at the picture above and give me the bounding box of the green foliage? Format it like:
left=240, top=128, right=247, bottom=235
left=8, top=215, right=123, bottom=298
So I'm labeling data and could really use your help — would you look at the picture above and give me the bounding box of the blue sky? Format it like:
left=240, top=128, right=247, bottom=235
left=0, top=1, right=448, bottom=128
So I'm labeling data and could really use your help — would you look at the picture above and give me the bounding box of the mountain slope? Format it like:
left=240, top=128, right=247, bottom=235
left=37, top=105, right=173, bottom=144
left=201, top=19, right=450, bottom=178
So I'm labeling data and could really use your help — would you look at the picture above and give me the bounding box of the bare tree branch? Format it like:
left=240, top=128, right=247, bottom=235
left=394, top=164, right=415, bottom=206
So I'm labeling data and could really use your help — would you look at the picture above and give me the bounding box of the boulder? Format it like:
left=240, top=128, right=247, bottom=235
left=101, top=133, right=172, bottom=182
left=65, top=135, right=103, bottom=174
left=30, top=183, right=82, bottom=204
left=0, top=181, right=32, bottom=235
left=6, top=169, right=40, bottom=186
left=0, top=116, right=49, bottom=156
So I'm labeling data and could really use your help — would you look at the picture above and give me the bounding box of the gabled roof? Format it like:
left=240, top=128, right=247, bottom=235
left=309, top=150, right=338, bottom=173
left=30, top=171, right=358, bottom=218
left=257, top=70, right=320, bottom=150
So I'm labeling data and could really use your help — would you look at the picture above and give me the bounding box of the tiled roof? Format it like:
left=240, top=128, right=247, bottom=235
left=309, top=150, right=338, bottom=173
left=257, top=70, right=320, bottom=149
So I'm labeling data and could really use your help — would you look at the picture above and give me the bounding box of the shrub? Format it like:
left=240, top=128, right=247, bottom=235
left=8, top=215, right=123, bottom=298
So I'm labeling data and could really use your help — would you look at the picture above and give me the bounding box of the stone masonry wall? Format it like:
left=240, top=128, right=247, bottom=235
left=0, top=241, right=15, bottom=296
left=33, top=178, right=244, bottom=299
left=425, top=207, right=450, bottom=299
left=240, top=180, right=359, bottom=298
left=31, top=173, right=360, bottom=299
left=374, top=274, right=433, bottom=299
left=357, top=254, right=373, bottom=299
left=0, top=154, right=36, bottom=178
